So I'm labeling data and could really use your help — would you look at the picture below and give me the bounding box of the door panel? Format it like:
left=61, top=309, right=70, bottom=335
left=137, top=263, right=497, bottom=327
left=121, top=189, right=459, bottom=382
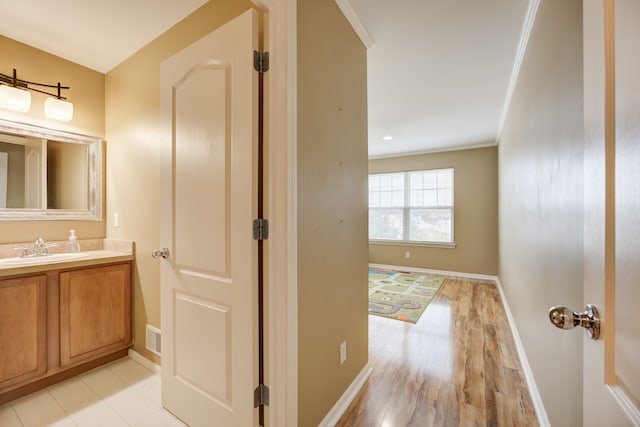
left=24, top=138, right=46, bottom=209
left=583, top=0, right=640, bottom=425
left=174, top=293, right=231, bottom=405
left=174, top=64, right=231, bottom=277
left=160, top=9, right=259, bottom=427
left=614, top=0, right=640, bottom=408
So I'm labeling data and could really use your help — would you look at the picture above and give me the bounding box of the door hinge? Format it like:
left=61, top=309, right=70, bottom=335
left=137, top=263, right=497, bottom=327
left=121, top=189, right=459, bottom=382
left=253, top=218, right=269, bottom=240
left=254, top=384, right=270, bottom=407
left=254, top=51, right=269, bottom=73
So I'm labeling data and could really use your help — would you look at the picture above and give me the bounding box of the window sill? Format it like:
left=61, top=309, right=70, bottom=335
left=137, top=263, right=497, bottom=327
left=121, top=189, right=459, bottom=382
left=368, top=240, right=456, bottom=249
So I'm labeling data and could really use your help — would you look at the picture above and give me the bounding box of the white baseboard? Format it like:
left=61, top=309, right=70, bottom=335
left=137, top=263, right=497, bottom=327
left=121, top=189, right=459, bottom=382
left=128, top=349, right=161, bottom=375
left=494, top=278, right=551, bottom=427
left=369, top=263, right=550, bottom=426
left=369, top=263, right=498, bottom=282
left=318, top=364, right=372, bottom=427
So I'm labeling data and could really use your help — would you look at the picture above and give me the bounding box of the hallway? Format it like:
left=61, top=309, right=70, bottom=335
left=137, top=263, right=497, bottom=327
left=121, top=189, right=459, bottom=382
left=337, top=276, right=539, bottom=426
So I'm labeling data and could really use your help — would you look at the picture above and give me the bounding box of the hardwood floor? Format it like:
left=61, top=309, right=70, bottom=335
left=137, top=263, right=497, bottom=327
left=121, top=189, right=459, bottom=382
left=337, top=276, right=539, bottom=427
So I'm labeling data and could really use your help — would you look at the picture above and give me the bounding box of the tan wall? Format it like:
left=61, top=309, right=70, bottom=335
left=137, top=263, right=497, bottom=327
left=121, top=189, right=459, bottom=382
left=46, top=141, right=88, bottom=210
left=369, top=146, right=498, bottom=275
left=0, top=36, right=105, bottom=244
left=105, top=0, right=255, bottom=364
left=297, top=0, right=369, bottom=425
left=0, top=141, right=25, bottom=208
left=498, top=1, right=583, bottom=426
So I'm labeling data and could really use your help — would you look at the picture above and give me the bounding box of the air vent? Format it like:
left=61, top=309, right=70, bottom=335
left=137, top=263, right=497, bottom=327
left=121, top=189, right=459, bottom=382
left=145, top=324, right=162, bottom=356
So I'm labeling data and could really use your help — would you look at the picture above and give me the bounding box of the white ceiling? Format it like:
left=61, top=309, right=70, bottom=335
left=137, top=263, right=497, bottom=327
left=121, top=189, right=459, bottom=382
left=0, top=0, right=533, bottom=158
left=0, top=0, right=208, bottom=73
left=344, top=0, right=534, bottom=158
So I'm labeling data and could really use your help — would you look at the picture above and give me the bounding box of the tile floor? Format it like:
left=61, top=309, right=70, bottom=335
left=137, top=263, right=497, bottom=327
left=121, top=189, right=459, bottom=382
left=0, top=357, right=186, bottom=427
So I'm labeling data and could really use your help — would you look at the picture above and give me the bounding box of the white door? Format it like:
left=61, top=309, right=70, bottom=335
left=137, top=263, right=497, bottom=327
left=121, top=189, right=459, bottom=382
left=24, top=137, right=46, bottom=209
left=583, top=0, right=640, bottom=425
left=0, top=152, right=7, bottom=208
left=159, top=9, right=259, bottom=427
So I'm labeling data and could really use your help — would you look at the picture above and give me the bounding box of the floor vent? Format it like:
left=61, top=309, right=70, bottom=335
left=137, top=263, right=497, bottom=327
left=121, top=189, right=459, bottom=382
left=145, top=324, right=162, bottom=356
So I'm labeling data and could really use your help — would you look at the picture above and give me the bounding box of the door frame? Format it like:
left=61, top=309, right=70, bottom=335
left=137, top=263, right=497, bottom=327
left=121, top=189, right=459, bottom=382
left=250, top=0, right=298, bottom=425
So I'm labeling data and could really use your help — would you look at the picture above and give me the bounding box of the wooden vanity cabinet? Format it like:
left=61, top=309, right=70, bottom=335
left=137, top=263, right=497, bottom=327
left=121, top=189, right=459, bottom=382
left=0, top=261, right=132, bottom=404
left=0, top=275, right=47, bottom=391
left=59, top=263, right=132, bottom=367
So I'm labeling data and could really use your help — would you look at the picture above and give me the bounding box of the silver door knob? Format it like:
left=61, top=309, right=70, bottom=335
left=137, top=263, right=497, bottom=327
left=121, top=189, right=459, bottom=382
left=152, top=248, right=170, bottom=259
left=548, top=304, right=600, bottom=340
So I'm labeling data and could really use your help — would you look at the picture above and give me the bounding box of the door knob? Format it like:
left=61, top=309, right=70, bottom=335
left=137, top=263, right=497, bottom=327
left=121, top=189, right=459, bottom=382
left=152, top=248, right=170, bottom=259
left=548, top=304, right=600, bottom=340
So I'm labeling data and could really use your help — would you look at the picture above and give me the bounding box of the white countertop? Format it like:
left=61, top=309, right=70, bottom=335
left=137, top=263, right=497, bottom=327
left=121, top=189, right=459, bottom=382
left=0, top=250, right=134, bottom=277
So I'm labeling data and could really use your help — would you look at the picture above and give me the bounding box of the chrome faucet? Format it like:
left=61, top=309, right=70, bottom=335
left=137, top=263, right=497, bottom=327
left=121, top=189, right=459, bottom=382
left=13, top=245, right=30, bottom=258
left=14, top=237, right=54, bottom=258
left=34, top=237, right=49, bottom=256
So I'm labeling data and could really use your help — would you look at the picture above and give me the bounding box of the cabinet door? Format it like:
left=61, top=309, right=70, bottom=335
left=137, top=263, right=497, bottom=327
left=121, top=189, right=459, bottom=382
left=59, top=263, right=132, bottom=367
left=0, top=275, right=47, bottom=391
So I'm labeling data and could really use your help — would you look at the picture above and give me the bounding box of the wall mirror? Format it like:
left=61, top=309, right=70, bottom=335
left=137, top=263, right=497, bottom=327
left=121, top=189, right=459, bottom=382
left=0, top=118, right=102, bottom=221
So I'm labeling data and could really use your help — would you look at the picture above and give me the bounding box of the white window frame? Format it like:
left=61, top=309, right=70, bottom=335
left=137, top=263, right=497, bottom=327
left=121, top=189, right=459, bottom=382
left=368, top=168, right=455, bottom=246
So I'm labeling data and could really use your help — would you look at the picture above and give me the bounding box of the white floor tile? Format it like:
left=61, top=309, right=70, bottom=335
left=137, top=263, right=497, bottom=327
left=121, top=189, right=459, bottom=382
left=132, top=375, right=162, bottom=406
left=81, top=365, right=128, bottom=399
left=104, top=387, right=160, bottom=424
left=108, top=358, right=155, bottom=386
left=11, top=389, right=76, bottom=427
left=0, top=404, right=23, bottom=427
left=48, top=378, right=101, bottom=414
left=3, top=356, right=190, bottom=427
left=130, top=408, right=182, bottom=427
left=71, top=401, right=129, bottom=427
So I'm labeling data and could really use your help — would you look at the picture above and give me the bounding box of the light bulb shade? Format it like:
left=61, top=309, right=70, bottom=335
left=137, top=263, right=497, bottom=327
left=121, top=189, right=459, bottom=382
left=44, top=97, right=73, bottom=122
left=0, top=84, right=32, bottom=112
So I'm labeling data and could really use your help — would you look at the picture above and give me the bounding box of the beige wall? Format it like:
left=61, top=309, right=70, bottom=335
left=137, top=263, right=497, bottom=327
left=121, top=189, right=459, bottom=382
left=297, top=0, right=369, bottom=425
left=498, top=1, right=583, bottom=426
left=46, top=141, right=89, bottom=210
left=369, top=146, right=498, bottom=275
left=0, top=141, right=25, bottom=208
left=105, top=0, right=255, bottom=364
left=0, top=36, right=105, bottom=244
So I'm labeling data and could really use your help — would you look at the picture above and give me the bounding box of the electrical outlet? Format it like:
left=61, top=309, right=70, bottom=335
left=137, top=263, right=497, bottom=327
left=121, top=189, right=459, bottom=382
left=114, top=212, right=119, bottom=228
left=405, top=251, right=411, bottom=259
left=340, top=341, right=347, bottom=365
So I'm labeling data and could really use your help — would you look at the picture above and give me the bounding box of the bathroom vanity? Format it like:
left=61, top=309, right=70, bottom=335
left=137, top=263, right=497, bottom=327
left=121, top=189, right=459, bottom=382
left=0, top=246, right=133, bottom=404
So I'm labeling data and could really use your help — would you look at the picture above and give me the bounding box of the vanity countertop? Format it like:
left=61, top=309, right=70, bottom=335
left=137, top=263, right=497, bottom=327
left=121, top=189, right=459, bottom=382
left=0, top=250, right=134, bottom=277
left=0, top=239, right=134, bottom=278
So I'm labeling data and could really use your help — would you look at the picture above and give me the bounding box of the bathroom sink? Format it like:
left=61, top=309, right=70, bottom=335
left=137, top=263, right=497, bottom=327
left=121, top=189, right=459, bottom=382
left=0, top=252, right=88, bottom=267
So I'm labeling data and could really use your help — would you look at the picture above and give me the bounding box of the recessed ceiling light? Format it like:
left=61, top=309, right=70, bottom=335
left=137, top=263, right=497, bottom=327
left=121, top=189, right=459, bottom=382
left=383, top=135, right=393, bottom=141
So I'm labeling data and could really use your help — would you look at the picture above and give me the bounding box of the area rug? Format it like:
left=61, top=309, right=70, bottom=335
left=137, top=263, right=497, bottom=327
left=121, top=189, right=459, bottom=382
left=368, top=268, right=445, bottom=323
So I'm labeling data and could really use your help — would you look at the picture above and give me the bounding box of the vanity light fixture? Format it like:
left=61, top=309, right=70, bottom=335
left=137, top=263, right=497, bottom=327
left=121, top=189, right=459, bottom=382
left=44, top=83, right=74, bottom=122
left=0, top=70, right=31, bottom=112
left=0, top=68, right=73, bottom=121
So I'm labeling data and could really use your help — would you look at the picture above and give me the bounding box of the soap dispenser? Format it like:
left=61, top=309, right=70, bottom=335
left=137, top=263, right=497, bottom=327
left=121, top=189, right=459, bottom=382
left=66, top=229, right=80, bottom=253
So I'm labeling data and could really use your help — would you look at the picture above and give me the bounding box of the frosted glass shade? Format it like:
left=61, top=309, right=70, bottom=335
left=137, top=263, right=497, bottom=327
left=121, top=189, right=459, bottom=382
left=0, top=84, right=31, bottom=112
left=44, top=97, right=74, bottom=122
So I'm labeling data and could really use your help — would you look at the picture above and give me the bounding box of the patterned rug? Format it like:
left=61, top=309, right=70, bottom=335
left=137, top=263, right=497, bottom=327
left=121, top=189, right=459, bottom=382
left=368, top=267, right=445, bottom=323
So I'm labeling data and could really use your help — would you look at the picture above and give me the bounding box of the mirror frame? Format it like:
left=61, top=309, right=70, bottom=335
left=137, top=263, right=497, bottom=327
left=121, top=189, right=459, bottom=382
left=0, top=118, right=102, bottom=221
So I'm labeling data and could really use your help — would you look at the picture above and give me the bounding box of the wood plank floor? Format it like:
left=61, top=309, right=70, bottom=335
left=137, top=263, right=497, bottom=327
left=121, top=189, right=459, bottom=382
left=336, top=276, right=539, bottom=427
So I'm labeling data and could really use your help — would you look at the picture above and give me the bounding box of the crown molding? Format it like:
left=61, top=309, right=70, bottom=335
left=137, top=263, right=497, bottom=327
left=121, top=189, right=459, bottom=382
left=335, top=0, right=374, bottom=48
left=495, top=0, right=541, bottom=142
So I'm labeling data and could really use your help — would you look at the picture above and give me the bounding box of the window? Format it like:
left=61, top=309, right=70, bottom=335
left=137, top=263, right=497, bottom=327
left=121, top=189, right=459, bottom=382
left=369, top=168, right=454, bottom=244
